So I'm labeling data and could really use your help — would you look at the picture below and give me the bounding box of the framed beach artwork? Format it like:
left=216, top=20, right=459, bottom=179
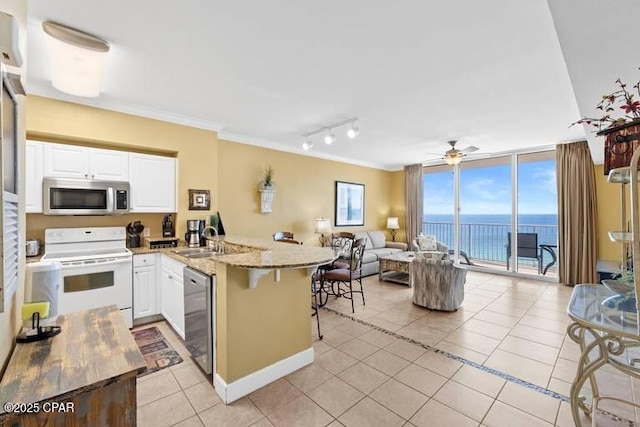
left=335, top=181, right=365, bottom=226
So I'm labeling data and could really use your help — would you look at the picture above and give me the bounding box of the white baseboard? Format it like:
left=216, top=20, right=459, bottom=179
left=214, top=347, right=314, bottom=404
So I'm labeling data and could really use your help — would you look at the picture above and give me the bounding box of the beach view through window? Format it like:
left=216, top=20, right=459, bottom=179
left=423, top=151, right=557, bottom=276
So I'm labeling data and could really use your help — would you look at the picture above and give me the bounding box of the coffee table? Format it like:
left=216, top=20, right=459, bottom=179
left=378, top=251, right=415, bottom=286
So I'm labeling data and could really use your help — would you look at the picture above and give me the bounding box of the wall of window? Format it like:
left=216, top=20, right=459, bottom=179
left=423, top=149, right=558, bottom=278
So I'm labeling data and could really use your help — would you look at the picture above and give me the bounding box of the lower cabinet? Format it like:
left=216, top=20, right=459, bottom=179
left=133, top=254, right=159, bottom=319
left=159, top=255, right=185, bottom=339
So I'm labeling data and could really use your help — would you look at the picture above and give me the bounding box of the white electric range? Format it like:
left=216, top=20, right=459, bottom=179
left=41, top=227, right=133, bottom=327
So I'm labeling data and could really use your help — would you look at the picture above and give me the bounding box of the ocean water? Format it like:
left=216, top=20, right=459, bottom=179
left=422, top=214, right=558, bottom=263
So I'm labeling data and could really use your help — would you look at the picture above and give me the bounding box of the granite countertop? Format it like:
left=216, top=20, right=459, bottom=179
left=28, top=235, right=336, bottom=277
left=132, top=235, right=336, bottom=276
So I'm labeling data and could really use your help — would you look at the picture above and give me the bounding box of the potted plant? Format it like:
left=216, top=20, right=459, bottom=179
left=260, top=165, right=275, bottom=190
left=571, top=70, right=640, bottom=175
left=571, top=70, right=640, bottom=132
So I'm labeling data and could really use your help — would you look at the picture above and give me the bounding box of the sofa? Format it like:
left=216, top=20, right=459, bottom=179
left=353, top=230, right=408, bottom=277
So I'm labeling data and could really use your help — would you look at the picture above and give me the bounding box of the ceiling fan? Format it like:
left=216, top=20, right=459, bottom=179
left=425, top=140, right=480, bottom=165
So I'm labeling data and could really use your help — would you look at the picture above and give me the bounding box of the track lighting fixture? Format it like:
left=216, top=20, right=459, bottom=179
left=301, top=118, right=359, bottom=150
left=347, top=123, right=360, bottom=139
left=324, top=129, right=336, bottom=145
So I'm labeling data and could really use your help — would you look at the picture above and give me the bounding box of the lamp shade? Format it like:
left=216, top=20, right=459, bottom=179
left=314, top=218, right=331, bottom=234
left=42, top=21, right=110, bottom=98
left=386, top=217, right=400, bottom=230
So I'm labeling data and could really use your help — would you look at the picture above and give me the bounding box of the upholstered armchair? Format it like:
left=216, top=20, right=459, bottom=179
left=412, top=235, right=473, bottom=265
left=410, top=253, right=467, bottom=311
left=412, top=236, right=449, bottom=254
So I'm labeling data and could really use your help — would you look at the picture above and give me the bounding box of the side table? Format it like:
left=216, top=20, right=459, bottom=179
left=566, top=284, right=640, bottom=426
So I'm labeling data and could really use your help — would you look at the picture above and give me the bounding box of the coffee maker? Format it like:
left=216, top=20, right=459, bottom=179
left=185, top=220, right=204, bottom=248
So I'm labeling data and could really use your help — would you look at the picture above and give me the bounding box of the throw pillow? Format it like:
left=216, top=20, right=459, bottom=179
left=417, top=235, right=438, bottom=251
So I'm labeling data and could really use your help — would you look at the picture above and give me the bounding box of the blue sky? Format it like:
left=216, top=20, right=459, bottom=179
left=423, top=159, right=557, bottom=215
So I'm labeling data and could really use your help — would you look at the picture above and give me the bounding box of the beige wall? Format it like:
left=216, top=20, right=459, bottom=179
left=217, top=139, right=397, bottom=244
left=215, top=264, right=310, bottom=383
left=595, top=164, right=625, bottom=263
left=389, top=170, right=406, bottom=242
left=0, top=0, right=27, bottom=372
left=25, top=96, right=219, bottom=240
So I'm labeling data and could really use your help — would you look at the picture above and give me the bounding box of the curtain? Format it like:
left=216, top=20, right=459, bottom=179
left=556, top=141, right=598, bottom=285
left=404, top=164, right=424, bottom=248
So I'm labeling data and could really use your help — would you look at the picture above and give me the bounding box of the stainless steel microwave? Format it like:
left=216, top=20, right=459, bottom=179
left=43, top=177, right=130, bottom=215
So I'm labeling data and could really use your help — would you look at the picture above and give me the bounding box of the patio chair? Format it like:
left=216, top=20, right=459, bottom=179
left=506, top=232, right=542, bottom=273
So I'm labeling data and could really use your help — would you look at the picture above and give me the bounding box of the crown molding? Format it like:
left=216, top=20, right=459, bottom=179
left=27, top=83, right=225, bottom=132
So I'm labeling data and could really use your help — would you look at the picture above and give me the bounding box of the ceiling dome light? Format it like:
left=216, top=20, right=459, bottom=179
left=42, top=21, right=110, bottom=97
left=444, top=154, right=463, bottom=166
left=302, top=138, right=313, bottom=150
left=347, top=123, right=359, bottom=139
left=324, top=129, right=336, bottom=145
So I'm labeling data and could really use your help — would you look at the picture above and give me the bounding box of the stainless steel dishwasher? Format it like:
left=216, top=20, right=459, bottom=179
left=183, top=267, right=215, bottom=374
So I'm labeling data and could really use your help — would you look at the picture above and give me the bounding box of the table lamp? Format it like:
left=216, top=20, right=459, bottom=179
left=387, top=217, right=400, bottom=241
left=314, top=218, right=332, bottom=247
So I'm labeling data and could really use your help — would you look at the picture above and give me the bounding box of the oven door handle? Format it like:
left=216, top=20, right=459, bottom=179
left=60, top=257, right=132, bottom=268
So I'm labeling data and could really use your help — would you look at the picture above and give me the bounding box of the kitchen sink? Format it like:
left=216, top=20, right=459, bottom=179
left=173, top=248, right=221, bottom=259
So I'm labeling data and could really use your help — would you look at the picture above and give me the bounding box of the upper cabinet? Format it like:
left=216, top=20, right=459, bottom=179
left=26, top=141, right=177, bottom=214
left=26, top=141, right=44, bottom=213
left=129, top=153, right=177, bottom=213
left=44, top=143, right=128, bottom=181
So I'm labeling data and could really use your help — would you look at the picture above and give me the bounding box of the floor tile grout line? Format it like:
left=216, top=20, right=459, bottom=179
left=321, top=306, right=570, bottom=403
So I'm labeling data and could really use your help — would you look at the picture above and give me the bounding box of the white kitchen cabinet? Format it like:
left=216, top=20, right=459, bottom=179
left=129, top=153, right=177, bottom=213
left=43, top=143, right=129, bottom=181
left=89, top=148, right=129, bottom=181
left=160, top=254, right=185, bottom=339
left=25, top=141, right=44, bottom=213
left=133, top=254, right=158, bottom=319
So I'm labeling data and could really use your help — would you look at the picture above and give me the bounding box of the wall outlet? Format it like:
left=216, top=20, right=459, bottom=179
left=143, top=228, right=150, bottom=237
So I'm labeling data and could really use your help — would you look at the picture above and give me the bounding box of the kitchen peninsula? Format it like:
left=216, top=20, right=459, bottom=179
left=141, top=235, right=337, bottom=404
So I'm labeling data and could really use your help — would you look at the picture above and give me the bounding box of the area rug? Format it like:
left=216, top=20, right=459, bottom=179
left=132, top=327, right=183, bottom=376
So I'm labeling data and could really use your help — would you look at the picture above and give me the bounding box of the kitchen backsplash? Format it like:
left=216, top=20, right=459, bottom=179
left=26, top=213, right=166, bottom=243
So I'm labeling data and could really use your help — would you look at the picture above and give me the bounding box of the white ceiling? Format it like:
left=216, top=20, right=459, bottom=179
left=22, top=1, right=634, bottom=170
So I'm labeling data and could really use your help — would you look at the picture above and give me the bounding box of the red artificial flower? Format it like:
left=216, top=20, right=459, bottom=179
left=621, top=100, right=640, bottom=114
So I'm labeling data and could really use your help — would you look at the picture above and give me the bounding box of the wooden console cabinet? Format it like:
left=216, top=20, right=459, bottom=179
left=0, top=306, right=146, bottom=426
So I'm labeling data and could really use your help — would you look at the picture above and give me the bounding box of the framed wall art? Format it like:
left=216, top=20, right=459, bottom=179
left=188, top=189, right=211, bottom=210
left=335, top=181, right=365, bottom=226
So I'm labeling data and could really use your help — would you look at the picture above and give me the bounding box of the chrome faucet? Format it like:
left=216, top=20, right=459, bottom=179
left=201, top=225, right=219, bottom=242
left=201, top=226, right=222, bottom=252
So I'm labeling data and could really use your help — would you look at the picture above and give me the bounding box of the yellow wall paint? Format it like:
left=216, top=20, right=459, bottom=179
left=595, top=164, right=625, bottom=263
left=0, top=0, right=27, bottom=372
left=25, top=96, right=219, bottom=240
left=389, top=170, right=406, bottom=242
left=26, top=213, right=165, bottom=242
left=215, top=263, right=311, bottom=383
left=217, top=140, right=397, bottom=244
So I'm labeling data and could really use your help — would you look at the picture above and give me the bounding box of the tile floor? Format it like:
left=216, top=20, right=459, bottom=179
left=136, top=271, right=637, bottom=426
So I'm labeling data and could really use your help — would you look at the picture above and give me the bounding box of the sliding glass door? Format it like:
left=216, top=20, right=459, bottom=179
left=516, top=151, right=558, bottom=277
left=423, top=165, right=455, bottom=250
left=459, top=156, right=512, bottom=271
left=423, top=149, right=558, bottom=278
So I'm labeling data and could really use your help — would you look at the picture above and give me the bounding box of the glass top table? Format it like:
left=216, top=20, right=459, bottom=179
left=566, top=284, right=640, bottom=426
